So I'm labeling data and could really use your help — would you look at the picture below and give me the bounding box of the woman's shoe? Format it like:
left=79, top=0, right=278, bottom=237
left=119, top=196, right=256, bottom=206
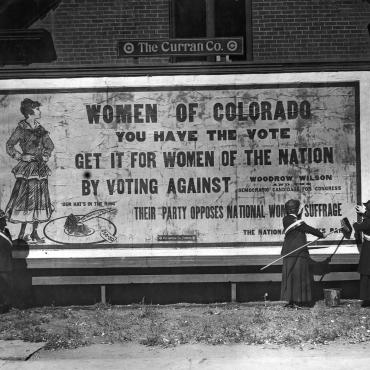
left=30, top=230, right=45, bottom=243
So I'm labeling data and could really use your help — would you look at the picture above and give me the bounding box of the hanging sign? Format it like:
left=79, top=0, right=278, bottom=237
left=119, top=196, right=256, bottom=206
left=117, top=37, right=244, bottom=57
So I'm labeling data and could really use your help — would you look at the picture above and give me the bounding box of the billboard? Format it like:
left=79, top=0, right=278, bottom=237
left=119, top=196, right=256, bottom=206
left=0, top=82, right=359, bottom=247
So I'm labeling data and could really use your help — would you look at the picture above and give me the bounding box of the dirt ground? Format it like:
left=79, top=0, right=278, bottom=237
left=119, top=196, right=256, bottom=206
left=22, top=341, right=370, bottom=370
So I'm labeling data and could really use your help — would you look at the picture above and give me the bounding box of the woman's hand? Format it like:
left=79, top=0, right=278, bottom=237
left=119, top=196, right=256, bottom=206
left=355, top=205, right=366, bottom=215
left=21, top=154, right=35, bottom=162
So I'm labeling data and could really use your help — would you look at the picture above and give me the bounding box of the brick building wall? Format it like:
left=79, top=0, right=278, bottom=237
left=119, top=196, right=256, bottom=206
left=252, top=0, right=370, bottom=61
left=32, top=0, right=370, bottom=66
left=34, top=0, right=170, bottom=65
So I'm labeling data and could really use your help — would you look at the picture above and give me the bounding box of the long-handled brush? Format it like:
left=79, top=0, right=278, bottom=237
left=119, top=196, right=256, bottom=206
left=260, top=217, right=352, bottom=271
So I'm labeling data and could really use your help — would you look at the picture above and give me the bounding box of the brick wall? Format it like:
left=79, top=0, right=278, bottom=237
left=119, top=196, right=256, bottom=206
left=32, top=0, right=370, bottom=66
left=252, top=0, right=370, bottom=61
left=34, top=0, right=170, bottom=65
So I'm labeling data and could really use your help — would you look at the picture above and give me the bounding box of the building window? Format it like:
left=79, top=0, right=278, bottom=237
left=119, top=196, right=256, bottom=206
left=170, top=0, right=252, bottom=62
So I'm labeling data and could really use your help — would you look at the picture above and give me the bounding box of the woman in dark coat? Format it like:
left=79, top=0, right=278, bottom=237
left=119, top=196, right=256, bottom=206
left=0, top=209, right=13, bottom=313
left=281, top=199, right=325, bottom=307
left=353, top=200, right=370, bottom=307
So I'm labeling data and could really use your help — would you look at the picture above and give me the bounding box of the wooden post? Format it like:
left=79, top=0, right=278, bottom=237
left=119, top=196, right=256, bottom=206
left=206, top=0, right=215, bottom=62
left=206, top=0, right=215, bottom=37
left=231, top=283, right=237, bottom=302
left=100, top=285, right=106, bottom=304
left=245, top=0, right=253, bottom=61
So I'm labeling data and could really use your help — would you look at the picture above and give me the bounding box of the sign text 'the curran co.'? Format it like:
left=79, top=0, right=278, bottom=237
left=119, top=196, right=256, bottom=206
left=117, top=37, right=244, bottom=57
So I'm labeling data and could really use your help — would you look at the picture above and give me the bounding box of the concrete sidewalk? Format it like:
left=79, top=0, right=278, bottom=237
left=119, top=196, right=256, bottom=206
left=0, top=342, right=369, bottom=370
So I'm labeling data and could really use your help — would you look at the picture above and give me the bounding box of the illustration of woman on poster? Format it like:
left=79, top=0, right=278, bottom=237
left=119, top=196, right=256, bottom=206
left=5, top=98, right=54, bottom=242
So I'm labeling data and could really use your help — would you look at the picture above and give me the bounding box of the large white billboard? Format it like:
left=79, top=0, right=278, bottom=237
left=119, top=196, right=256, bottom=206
left=0, top=82, right=359, bottom=248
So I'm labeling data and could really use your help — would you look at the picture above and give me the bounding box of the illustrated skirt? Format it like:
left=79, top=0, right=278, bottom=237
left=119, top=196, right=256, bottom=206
left=280, top=256, right=313, bottom=304
left=5, top=177, right=53, bottom=223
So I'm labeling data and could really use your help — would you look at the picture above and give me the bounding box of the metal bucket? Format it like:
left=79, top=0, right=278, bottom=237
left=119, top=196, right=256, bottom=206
left=323, top=288, right=341, bottom=307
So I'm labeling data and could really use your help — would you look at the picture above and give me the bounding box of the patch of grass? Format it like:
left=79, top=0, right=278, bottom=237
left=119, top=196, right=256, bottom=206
left=43, top=326, right=89, bottom=350
left=18, top=325, right=48, bottom=343
left=1, top=300, right=370, bottom=349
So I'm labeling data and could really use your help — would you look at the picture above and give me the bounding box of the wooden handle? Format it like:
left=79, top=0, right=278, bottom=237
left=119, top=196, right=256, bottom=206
left=260, top=229, right=339, bottom=271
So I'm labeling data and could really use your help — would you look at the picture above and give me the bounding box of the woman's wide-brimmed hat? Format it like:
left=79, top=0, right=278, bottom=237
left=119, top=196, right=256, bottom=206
left=363, top=200, right=370, bottom=210
left=284, top=199, right=300, bottom=215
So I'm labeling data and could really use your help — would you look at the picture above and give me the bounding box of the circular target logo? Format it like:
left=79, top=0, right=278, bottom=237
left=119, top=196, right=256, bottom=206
left=227, top=40, right=238, bottom=52
left=122, top=42, right=135, bottom=54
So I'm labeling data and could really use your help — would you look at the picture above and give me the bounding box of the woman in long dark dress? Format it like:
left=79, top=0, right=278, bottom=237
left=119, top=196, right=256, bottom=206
left=5, top=98, right=54, bottom=242
left=281, top=199, right=325, bottom=307
left=353, top=200, right=370, bottom=307
left=0, top=209, right=13, bottom=313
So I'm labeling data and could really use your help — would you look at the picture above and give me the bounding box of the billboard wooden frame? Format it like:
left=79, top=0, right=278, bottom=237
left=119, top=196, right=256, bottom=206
left=0, top=61, right=366, bottom=273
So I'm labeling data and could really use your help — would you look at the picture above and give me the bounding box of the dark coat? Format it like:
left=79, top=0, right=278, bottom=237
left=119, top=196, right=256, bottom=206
left=281, top=215, right=324, bottom=258
left=280, top=214, right=324, bottom=304
left=353, top=217, right=370, bottom=275
left=0, top=228, right=13, bottom=272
